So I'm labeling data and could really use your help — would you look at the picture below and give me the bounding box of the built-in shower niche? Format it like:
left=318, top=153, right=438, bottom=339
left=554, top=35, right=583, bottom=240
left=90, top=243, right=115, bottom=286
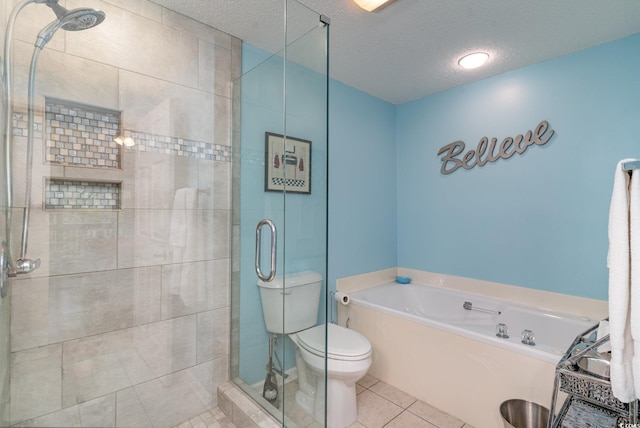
left=44, top=178, right=121, bottom=210
left=44, top=97, right=122, bottom=169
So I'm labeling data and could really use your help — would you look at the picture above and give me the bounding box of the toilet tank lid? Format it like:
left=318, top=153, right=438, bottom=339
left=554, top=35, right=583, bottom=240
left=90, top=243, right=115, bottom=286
left=256, top=271, right=322, bottom=289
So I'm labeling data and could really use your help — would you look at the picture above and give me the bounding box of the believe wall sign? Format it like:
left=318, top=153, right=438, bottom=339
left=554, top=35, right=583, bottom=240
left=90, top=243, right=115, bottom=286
left=437, top=120, right=555, bottom=175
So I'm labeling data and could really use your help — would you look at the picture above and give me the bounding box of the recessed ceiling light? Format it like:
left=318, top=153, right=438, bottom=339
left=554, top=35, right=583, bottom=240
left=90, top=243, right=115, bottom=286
left=458, top=52, right=489, bottom=69
left=353, top=0, right=398, bottom=12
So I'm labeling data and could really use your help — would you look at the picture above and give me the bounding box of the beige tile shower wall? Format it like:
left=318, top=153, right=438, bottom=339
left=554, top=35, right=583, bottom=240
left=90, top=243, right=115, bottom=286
left=119, top=70, right=215, bottom=143
left=8, top=0, right=240, bottom=426
left=11, top=39, right=120, bottom=112
left=67, top=0, right=199, bottom=88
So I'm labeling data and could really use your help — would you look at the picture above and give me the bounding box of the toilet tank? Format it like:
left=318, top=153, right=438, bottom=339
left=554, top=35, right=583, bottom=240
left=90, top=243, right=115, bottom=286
left=257, top=271, right=322, bottom=334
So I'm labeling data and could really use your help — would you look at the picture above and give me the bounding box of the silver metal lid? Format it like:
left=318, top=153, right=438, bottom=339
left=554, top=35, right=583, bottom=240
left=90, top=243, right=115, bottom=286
left=577, top=353, right=611, bottom=380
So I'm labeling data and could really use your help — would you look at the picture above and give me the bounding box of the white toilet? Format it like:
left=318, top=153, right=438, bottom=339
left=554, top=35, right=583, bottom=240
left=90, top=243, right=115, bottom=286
left=257, top=271, right=372, bottom=428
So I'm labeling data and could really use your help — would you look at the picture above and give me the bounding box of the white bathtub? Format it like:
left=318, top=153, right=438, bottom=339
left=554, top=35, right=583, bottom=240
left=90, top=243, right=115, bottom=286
left=338, top=280, right=601, bottom=428
left=349, top=282, right=595, bottom=363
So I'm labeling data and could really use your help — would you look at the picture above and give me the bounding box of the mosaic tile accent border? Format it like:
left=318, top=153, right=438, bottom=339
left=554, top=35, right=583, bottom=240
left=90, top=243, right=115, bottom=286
left=123, top=130, right=232, bottom=162
left=44, top=98, right=122, bottom=169
left=12, top=113, right=43, bottom=138
left=13, top=99, right=231, bottom=165
left=44, top=178, right=121, bottom=210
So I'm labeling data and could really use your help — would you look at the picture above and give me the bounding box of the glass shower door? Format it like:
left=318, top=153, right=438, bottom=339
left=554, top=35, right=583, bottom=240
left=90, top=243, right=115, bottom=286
left=231, top=0, right=329, bottom=426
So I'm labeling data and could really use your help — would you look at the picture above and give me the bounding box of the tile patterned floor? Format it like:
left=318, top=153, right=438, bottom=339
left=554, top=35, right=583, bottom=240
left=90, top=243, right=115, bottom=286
left=349, top=374, right=474, bottom=428
left=178, top=374, right=474, bottom=428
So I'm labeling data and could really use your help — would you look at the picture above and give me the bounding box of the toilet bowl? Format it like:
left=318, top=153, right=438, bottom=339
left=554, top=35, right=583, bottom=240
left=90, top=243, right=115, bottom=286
left=290, top=323, right=371, bottom=428
left=256, top=271, right=372, bottom=428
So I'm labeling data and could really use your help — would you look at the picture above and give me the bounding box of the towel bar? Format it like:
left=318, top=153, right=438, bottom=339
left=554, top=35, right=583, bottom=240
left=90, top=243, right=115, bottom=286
left=623, top=160, right=640, bottom=171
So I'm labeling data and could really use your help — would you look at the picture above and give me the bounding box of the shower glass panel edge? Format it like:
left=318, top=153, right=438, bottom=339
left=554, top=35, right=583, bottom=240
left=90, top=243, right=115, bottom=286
left=230, top=0, right=329, bottom=426
left=0, top=1, right=11, bottom=422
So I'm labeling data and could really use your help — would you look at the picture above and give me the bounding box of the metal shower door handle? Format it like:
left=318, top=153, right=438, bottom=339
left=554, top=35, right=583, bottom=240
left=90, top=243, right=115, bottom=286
left=255, top=219, right=277, bottom=282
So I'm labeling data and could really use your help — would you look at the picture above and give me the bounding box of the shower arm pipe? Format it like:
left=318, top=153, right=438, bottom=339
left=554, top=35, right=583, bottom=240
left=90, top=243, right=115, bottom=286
left=20, top=44, right=43, bottom=263
left=3, top=0, right=37, bottom=272
left=13, top=19, right=56, bottom=274
left=2, top=0, right=47, bottom=274
left=16, top=19, right=63, bottom=266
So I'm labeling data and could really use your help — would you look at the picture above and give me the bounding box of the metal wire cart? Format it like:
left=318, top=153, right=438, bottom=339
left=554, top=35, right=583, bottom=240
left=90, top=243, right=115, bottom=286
left=549, top=322, right=639, bottom=427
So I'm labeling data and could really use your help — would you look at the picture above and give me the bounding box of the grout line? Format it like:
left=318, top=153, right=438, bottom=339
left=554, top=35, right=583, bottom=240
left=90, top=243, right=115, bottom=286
left=356, top=377, right=466, bottom=428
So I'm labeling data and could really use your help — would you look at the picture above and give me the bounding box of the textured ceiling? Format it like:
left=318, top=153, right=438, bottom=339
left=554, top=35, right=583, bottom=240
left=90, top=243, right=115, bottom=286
left=150, top=0, right=640, bottom=104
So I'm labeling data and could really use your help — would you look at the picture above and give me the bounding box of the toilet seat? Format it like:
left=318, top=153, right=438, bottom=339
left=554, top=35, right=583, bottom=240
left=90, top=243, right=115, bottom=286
left=296, top=323, right=371, bottom=361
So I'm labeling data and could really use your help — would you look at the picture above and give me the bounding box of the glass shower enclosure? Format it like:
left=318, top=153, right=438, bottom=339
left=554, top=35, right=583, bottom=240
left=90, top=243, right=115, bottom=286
left=0, top=0, right=328, bottom=426
left=0, top=0, right=239, bottom=426
left=230, top=1, right=330, bottom=427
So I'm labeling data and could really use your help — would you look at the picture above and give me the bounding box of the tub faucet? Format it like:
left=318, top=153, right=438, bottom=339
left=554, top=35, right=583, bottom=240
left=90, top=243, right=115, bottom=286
left=463, top=301, right=501, bottom=315
left=521, top=329, right=535, bottom=346
left=496, top=323, right=509, bottom=338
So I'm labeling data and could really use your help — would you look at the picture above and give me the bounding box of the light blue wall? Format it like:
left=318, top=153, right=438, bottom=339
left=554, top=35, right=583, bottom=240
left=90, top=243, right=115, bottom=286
left=237, top=44, right=398, bottom=385
left=238, top=31, right=640, bottom=385
left=396, top=33, right=640, bottom=300
left=238, top=41, right=328, bottom=384
left=327, top=79, right=397, bottom=295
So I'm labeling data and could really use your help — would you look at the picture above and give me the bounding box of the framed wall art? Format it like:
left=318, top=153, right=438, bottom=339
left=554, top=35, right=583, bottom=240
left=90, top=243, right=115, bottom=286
left=264, top=132, right=311, bottom=194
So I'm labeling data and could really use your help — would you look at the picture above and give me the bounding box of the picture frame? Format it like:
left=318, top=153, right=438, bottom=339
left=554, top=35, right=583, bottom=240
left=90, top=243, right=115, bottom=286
left=264, top=132, right=312, bottom=194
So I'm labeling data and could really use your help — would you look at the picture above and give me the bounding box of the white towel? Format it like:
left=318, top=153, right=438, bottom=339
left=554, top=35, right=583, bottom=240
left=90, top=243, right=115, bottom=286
left=630, top=167, right=640, bottom=397
left=608, top=159, right=636, bottom=402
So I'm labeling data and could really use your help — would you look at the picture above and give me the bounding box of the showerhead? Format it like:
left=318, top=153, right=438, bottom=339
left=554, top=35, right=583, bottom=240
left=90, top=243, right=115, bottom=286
left=45, top=1, right=106, bottom=31
left=57, top=8, right=106, bottom=31
left=35, top=2, right=105, bottom=49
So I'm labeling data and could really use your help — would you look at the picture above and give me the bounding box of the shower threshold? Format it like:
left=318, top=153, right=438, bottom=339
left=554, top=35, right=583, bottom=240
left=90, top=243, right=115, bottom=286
left=174, top=407, right=234, bottom=428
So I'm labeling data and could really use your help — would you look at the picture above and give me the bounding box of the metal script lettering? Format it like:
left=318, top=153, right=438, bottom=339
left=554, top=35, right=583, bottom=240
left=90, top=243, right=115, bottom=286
left=437, top=120, right=555, bottom=175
